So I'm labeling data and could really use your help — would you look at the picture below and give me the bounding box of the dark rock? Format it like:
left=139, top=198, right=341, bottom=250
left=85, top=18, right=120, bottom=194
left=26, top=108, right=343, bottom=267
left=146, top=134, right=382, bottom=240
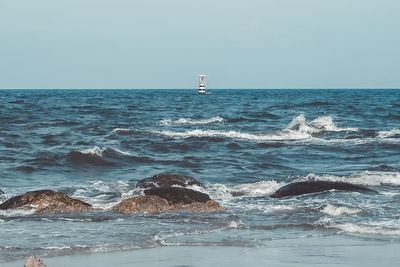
left=271, top=181, right=377, bottom=198
left=136, top=173, right=203, bottom=189
left=144, top=187, right=210, bottom=204
left=0, top=189, right=92, bottom=213
left=113, top=195, right=223, bottom=214
left=0, top=189, right=4, bottom=203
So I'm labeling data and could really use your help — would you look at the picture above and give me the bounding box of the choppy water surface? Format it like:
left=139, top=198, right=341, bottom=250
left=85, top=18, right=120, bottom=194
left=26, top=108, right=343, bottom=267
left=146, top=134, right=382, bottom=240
left=1, top=89, right=400, bottom=262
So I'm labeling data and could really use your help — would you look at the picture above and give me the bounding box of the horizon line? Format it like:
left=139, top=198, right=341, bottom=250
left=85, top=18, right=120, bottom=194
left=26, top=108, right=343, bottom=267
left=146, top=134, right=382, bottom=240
left=1, top=88, right=400, bottom=90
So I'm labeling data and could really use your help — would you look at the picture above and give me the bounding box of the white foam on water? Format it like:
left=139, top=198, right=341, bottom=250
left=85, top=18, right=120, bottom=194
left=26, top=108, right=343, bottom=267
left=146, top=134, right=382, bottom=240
left=241, top=203, right=297, bottom=214
left=330, top=222, right=400, bottom=235
left=286, top=114, right=358, bottom=134
left=155, top=114, right=358, bottom=142
left=321, top=204, right=361, bottom=216
left=111, top=148, right=132, bottom=156
left=378, top=128, right=400, bottom=138
left=160, top=116, right=225, bottom=126
left=80, top=146, right=105, bottom=157
left=157, top=129, right=312, bottom=141
left=109, top=127, right=132, bottom=135
left=0, top=209, right=35, bottom=217
left=70, top=180, right=131, bottom=210
left=230, top=180, right=282, bottom=197
left=187, top=183, right=233, bottom=204
left=79, top=146, right=131, bottom=157
left=300, top=171, right=400, bottom=186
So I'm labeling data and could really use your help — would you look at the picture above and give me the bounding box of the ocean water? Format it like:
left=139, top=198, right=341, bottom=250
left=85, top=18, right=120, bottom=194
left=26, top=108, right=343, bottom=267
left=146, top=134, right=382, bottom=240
left=0, top=89, right=400, bottom=263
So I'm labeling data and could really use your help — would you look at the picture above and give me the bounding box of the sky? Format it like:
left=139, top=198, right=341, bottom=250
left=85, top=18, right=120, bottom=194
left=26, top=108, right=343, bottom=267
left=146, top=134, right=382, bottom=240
left=0, top=0, right=399, bottom=89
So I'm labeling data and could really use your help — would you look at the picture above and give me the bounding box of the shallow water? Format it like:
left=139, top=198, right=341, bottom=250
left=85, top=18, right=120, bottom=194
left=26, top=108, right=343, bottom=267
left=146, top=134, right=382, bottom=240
left=1, top=89, right=400, bottom=262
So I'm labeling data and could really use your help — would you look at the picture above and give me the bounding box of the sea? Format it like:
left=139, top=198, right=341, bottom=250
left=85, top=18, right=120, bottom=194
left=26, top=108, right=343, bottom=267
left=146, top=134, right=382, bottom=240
left=1, top=89, right=400, bottom=263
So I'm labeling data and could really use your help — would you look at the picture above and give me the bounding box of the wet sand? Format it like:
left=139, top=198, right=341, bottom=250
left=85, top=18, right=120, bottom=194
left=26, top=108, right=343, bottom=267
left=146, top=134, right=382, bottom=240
left=3, top=235, right=400, bottom=267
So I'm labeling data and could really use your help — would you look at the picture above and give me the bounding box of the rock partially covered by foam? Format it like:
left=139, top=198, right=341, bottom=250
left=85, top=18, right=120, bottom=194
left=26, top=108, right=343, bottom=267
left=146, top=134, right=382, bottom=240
left=271, top=181, right=377, bottom=198
left=136, top=173, right=203, bottom=189
left=24, top=256, right=46, bottom=267
left=0, top=190, right=92, bottom=213
left=114, top=187, right=223, bottom=214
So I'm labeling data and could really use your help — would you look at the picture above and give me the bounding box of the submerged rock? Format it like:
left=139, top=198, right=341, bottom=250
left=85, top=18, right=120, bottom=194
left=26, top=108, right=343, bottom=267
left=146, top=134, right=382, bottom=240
left=271, top=181, right=377, bottom=198
left=113, top=195, right=223, bottom=214
left=0, top=189, right=92, bottom=213
left=24, top=256, right=46, bottom=267
left=136, top=173, right=203, bottom=189
left=144, top=187, right=210, bottom=204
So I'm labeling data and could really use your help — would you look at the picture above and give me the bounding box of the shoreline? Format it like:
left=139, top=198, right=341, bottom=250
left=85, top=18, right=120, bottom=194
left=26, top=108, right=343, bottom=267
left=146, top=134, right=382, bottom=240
left=3, top=236, right=400, bottom=267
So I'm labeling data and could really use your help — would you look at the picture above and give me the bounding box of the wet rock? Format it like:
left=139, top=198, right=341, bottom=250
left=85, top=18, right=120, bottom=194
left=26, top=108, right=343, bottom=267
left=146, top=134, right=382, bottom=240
left=136, top=173, right=203, bottom=189
left=113, top=195, right=169, bottom=213
left=0, top=189, right=5, bottom=203
left=271, top=181, right=377, bottom=198
left=144, top=187, right=210, bottom=204
left=0, top=189, right=92, bottom=213
left=24, top=256, right=46, bottom=267
left=113, top=195, right=223, bottom=214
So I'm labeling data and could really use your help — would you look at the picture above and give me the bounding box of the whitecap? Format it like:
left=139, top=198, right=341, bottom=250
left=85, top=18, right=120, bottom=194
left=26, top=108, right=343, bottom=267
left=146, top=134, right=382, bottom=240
left=159, top=116, right=225, bottom=126
left=109, top=127, right=132, bottom=135
left=78, top=146, right=131, bottom=157
left=230, top=180, right=281, bottom=197
left=330, top=222, right=400, bottom=235
left=155, top=114, right=357, bottom=142
left=378, top=128, right=400, bottom=138
left=156, top=129, right=312, bottom=142
left=80, top=146, right=105, bottom=157
left=321, top=204, right=361, bottom=216
left=301, top=171, right=400, bottom=186
left=286, top=114, right=358, bottom=134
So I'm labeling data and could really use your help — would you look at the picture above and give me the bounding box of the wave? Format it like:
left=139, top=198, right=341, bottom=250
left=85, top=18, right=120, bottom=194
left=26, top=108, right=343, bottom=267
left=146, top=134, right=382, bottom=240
left=378, top=129, right=400, bottom=138
left=297, top=171, right=400, bottom=186
left=155, top=114, right=357, bottom=142
left=319, top=219, right=400, bottom=235
left=321, top=204, right=361, bottom=216
left=156, top=129, right=313, bottom=141
left=65, top=180, right=136, bottom=209
left=229, top=181, right=281, bottom=197
left=286, top=114, right=358, bottom=134
left=159, top=116, right=225, bottom=126
left=109, top=128, right=143, bottom=136
left=67, top=146, right=132, bottom=166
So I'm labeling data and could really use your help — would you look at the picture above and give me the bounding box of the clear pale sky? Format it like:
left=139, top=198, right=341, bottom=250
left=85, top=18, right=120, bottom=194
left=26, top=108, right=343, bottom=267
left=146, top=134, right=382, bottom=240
left=0, top=0, right=399, bottom=89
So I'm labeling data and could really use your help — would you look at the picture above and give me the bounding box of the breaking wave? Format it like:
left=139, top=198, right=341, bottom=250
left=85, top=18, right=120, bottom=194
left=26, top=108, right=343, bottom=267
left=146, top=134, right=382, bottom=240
left=319, top=219, right=400, bottom=235
left=378, top=129, right=400, bottom=138
left=299, top=171, right=400, bottom=186
left=155, top=114, right=358, bottom=142
left=321, top=204, right=362, bottom=216
left=286, top=114, right=358, bottom=134
left=67, top=146, right=132, bottom=166
left=160, top=116, right=225, bottom=126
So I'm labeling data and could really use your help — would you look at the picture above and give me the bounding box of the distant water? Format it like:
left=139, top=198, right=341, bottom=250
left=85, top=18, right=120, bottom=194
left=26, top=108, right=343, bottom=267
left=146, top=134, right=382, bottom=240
left=1, top=89, right=400, bottom=262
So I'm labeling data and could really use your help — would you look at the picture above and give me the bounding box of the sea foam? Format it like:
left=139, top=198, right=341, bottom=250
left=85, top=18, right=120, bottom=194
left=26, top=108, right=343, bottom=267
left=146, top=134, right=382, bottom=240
left=321, top=204, right=361, bottom=216
left=155, top=114, right=357, bottom=142
left=301, top=171, right=400, bottom=186
left=160, top=116, right=225, bottom=126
